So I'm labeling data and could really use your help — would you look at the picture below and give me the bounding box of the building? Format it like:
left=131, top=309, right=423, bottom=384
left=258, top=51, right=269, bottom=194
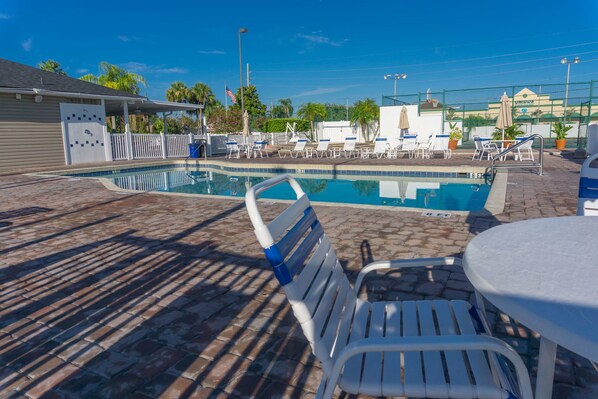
left=0, top=58, right=200, bottom=172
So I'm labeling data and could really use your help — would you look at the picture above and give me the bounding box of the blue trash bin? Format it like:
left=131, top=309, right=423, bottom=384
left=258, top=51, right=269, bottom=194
left=189, top=142, right=201, bottom=158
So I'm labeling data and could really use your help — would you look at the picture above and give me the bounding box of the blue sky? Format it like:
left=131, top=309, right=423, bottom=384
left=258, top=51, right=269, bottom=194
left=1, top=0, right=597, bottom=108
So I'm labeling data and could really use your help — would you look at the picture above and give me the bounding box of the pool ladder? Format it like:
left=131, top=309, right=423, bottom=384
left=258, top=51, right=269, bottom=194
left=488, top=134, right=544, bottom=178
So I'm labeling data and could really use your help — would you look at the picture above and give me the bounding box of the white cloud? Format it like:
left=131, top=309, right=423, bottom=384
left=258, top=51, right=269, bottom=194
left=21, top=38, right=32, bottom=52
left=117, top=35, right=140, bottom=42
left=293, top=87, right=348, bottom=98
left=76, top=68, right=89, bottom=74
left=0, top=13, right=12, bottom=20
left=296, top=33, right=348, bottom=47
left=199, top=50, right=226, bottom=55
left=120, top=62, right=187, bottom=74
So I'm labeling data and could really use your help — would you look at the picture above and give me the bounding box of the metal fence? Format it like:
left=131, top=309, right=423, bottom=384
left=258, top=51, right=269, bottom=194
left=382, top=81, right=597, bottom=147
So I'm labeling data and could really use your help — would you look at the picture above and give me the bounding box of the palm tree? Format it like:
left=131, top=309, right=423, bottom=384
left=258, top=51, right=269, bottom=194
left=279, top=98, right=293, bottom=118
left=166, top=81, right=191, bottom=103
left=38, top=59, right=66, bottom=75
left=189, top=83, right=216, bottom=127
left=80, top=62, right=146, bottom=94
left=351, top=98, right=379, bottom=143
left=297, top=102, right=326, bottom=141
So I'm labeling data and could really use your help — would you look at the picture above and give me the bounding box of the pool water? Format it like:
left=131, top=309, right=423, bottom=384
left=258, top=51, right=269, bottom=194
left=69, top=166, right=491, bottom=211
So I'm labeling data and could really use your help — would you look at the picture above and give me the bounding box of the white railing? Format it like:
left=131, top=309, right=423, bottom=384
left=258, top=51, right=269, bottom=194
left=166, top=135, right=189, bottom=157
left=113, top=170, right=195, bottom=191
left=111, top=134, right=128, bottom=160
left=132, top=134, right=163, bottom=159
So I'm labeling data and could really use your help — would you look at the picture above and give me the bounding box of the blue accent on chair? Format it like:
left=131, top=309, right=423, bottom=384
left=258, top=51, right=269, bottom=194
left=277, top=208, right=316, bottom=257
left=469, top=305, right=487, bottom=333
left=320, top=138, right=330, bottom=142
left=346, top=137, right=357, bottom=140
left=375, top=137, right=387, bottom=141
left=436, top=134, right=449, bottom=138
left=264, top=245, right=292, bottom=285
left=579, top=177, right=598, bottom=198
left=404, top=135, right=417, bottom=139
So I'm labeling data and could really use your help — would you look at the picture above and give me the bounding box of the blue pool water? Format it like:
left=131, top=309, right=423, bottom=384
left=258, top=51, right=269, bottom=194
left=67, top=166, right=491, bottom=211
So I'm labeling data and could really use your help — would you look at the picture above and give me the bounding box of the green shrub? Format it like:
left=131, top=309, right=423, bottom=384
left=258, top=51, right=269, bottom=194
left=262, top=118, right=310, bottom=133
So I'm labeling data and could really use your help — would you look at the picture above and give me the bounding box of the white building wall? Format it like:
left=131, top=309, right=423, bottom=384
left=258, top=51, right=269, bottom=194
left=380, top=105, right=449, bottom=147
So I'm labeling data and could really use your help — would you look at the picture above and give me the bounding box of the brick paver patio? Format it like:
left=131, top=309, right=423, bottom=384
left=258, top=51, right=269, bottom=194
left=0, top=152, right=595, bottom=398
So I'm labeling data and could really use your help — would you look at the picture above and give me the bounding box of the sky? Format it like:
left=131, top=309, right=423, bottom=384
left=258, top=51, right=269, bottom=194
left=1, top=0, right=598, bottom=108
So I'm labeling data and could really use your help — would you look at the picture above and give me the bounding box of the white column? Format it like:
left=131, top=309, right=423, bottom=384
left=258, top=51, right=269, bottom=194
left=188, top=133, right=194, bottom=144
left=123, top=101, right=133, bottom=160
left=101, top=99, right=113, bottom=161
left=160, top=132, right=167, bottom=159
left=206, top=133, right=212, bottom=156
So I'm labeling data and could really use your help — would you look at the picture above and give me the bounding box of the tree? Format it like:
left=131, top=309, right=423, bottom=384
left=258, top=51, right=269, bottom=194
left=270, top=98, right=293, bottom=119
left=208, top=108, right=242, bottom=133
left=324, top=103, right=352, bottom=121
left=38, top=59, right=66, bottom=75
left=297, top=103, right=326, bottom=141
left=231, top=85, right=267, bottom=117
left=351, top=98, right=379, bottom=143
left=80, top=62, right=146, bottom=94
left=166, top=81, right=191, bottom=103
left=189, top=82, right=217, bottom=125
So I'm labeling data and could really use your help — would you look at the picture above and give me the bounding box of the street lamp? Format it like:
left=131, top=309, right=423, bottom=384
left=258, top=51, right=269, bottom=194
left=383, top=73, right=407, bottom=102
left=560, top=56, right=580, bottom=122
left=238, top=28, right=248, bottom=118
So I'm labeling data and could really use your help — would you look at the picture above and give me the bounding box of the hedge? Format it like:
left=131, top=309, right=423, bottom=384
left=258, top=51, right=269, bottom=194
left=262, top=118, right=310, bottom=133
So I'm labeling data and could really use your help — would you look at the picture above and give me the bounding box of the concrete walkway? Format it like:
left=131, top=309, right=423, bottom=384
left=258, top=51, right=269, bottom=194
left=0, top=153, right=594, bottom=398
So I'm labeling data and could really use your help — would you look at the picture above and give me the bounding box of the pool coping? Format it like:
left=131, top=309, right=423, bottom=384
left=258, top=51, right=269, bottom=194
left=31, top=160, right=506, bottom=216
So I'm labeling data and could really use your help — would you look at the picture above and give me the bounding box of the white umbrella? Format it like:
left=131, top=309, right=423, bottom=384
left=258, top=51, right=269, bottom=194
left=496, top=92, right=512, bottom=145
left=399, top=106, right=410, bottom=135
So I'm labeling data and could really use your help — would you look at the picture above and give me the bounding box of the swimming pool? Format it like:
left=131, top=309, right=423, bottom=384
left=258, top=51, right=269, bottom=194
left=66, top=165, right=491, bottom=211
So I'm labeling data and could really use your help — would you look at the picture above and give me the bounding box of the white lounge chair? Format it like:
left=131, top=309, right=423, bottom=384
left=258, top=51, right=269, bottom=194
left=361, top=137, right=388, bottom=159
left=245, top=175, right=533, bottom=399
left=398, top=135, right=418, bottom=158
left=578, top=152, right=598, bottom=216
left=332, top=136, right=358, bottom=158
left=416, top=134, right=433, bottom=159
left=432, top=134, right=451, bottom=159
left=514, top=137, right=534, bottom=161
left=252, top=140, right=269, bottom=158
left=279, top=139, right=308, bottom=158
left=226, top=141, right=241, bottom=158
left=310, top=138, right=331, bottom=158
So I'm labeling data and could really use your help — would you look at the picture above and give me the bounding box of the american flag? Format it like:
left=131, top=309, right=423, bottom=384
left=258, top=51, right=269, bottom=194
left=225, top=85, right=236, bottom=104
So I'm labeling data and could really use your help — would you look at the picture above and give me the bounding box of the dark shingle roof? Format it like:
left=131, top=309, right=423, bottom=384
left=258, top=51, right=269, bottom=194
left=0, top=58, right=143, bottom=99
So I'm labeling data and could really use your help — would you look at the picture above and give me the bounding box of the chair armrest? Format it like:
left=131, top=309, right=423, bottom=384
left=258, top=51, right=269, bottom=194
left=483, top=142, right=499, bottom=150
left=322, top=335, right=532, bottom=399
left=354, top=257, right=461, bottom=293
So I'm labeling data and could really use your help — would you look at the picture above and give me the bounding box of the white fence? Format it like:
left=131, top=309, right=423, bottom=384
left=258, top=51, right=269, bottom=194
left=113, top=170, right=194, bottom=191
left=109, top=131, right=298, bottom=161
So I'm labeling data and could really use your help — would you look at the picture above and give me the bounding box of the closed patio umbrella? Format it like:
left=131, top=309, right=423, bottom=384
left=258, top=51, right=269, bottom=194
left=399, top=106, right=410, bottom=136
left=242, top=109, right=250, bottom=138
left=496, top=92, right=512, bottom=147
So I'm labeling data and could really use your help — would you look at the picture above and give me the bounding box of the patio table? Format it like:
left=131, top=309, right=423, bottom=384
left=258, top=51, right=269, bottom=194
left=462, top=216, right=598, bottom=399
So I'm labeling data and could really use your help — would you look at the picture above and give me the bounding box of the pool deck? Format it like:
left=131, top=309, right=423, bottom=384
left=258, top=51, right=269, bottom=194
left=0, top=151, right=594, bottom=398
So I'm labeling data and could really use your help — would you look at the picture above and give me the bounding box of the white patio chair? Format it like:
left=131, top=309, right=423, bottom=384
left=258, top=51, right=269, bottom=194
left=361, top=137, right=388, bottom=159
left=279, top=139, right=308, bottom=158
left=433, top=134, right=451, bottom=159
left=245, top=175, right=533, bottom=399
left=578, top=152, right=598, bottom=216
left=226, top=141, right=241, bottom=159
left=514, top=137, right=534, bottom=161
left=473, top=137, right=499, bottom=160
left=252, top=141, right=269, bottom=158
left=398, top=135, right=418, bottom=158
left=310, top=139, right=331, bottom=158
left=332, top=136, right=358, bottom=158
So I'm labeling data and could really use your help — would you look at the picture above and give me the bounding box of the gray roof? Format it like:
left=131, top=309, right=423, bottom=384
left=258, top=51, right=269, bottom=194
left=0, top=58, right=144, bottom=99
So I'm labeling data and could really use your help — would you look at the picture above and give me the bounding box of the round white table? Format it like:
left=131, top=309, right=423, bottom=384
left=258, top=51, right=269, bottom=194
left=463, top=216, right=598, bottom=399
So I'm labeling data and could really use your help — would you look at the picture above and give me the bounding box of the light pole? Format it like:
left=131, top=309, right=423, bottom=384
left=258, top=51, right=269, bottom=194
left=238, top=28, right=248, bottom=119
left=560, top=56, right=580, bottom=122
left=383, top=73, right=407, bottom=103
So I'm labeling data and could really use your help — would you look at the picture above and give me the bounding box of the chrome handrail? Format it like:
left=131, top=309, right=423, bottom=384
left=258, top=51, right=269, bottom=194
left=490, top=134, right=544, bottom=176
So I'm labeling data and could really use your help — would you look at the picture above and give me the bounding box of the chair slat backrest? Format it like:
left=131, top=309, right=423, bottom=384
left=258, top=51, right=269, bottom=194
left=515, top=136, right=533, bottom=150
left=245, top=175, right=357, bottom=375
left=434, top=134, right=449, bottom=150
left=226, top=141, right=239, bottom=151
left=316, top=139, right=331, bottom=151
left=254, top=140, right=267, bottom=149
left=374, top=137, right=388, bottom=154
left=293, top=139, right=308, bottom=151
left=343, top=136, right=357, bottom=151
left=578, top=153, right=598, bottom=216
left=402, top=135, right=417, bottom=151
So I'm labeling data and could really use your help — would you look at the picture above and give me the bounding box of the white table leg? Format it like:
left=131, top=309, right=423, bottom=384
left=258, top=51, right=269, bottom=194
left=535, top=337, right=557, bottom=399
